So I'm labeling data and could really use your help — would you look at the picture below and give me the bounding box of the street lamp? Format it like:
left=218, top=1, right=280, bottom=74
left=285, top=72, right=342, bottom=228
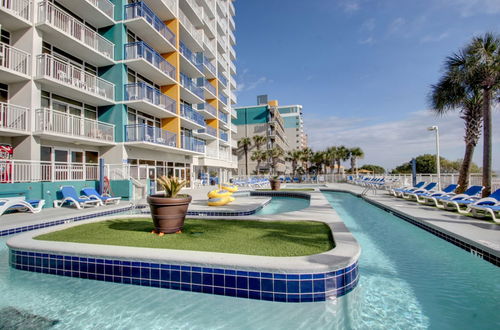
left=427, top=126, right=441, bottom=190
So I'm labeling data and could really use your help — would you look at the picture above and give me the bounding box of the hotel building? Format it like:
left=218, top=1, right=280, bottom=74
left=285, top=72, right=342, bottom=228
left=277, top=104, right=306, bottom=151
left=0, top=0, right=237, bottom=203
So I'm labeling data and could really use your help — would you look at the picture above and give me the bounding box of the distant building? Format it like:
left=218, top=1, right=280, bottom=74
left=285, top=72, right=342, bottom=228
left=276, top=105, right=307, bottom=150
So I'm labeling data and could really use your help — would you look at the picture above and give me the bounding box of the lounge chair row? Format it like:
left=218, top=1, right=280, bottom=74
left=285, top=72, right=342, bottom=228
left=54, top=186, right=121, bottom=209
left=389, top=182, right=500, bottom=223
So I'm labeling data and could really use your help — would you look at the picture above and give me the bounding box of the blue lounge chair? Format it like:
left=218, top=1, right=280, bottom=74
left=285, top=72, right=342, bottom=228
left=469, top=202, right=500, bottom=223
left=413, top=184, right=458, bottom=203
left=54, top=186, right=101, bottom=209
left=81, top=188, right=121, bottom=206
left=0, top=197, right=45, bottom=215
left=443, top=188, right=500, bottom=213
left=402, top=182, right=437, bottom=199
left=430, top=185, right=483, bottom=208
left=391, top=181, right=426, bottom=197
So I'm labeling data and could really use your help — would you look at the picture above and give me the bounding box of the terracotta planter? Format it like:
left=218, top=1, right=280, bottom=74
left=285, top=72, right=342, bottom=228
left=269, top=179, right=281, bottom=191
left=147, top=194, right=192, bottom=234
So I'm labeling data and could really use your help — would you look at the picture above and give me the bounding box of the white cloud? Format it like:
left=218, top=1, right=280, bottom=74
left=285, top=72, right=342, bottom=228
left=420, top=32, right=450, bottom=43
left=361, top=18, right=376, bottom=32
left=442, top=0, right=500, bottom=16
left=359, top=37, right=375, bottom=45
left=389, top=17, right=406, bottom=34
left=236, top=76, right=269, bottom=92
left=340, top=0, right=360, bottom=13
left=305, top=110, right=500, bottom=171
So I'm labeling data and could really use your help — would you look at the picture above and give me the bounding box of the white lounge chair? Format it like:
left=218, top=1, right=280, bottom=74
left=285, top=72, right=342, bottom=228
left=81, top=187, right=121, bottom=206
left=0, top=197, right=45, bottom=215
left=53, top=186, right=100, bottom=209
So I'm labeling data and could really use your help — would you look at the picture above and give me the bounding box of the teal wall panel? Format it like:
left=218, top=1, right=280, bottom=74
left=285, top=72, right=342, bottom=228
left=283, top=116, right=298, bottom=128
left=233, top=106, right=268, bottom=125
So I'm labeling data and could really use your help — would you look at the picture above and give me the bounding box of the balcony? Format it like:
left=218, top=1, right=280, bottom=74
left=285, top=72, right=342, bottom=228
left=219, top=111, right=228, bottom=125
left=125, top=124, right=182, bottom=152
left=218, top=55, right=228, bottom=71
left=34, top=108, right=115, bottom=146
left=124, top=82, right=176, bottom=118
left=204, top=36, right=216, bottom=61
left=229, top=45, right=236, bottom=61
left=194, top=126, right=217, bottom=140
left=217, top=17, right=228, bottom=36
left=124, top=42, right=176, bottom=85
left=179, top=42, right=203, bottom=77
left=0, top=42, right=31, bottom=83
left=218, top=73, right=228, bottom=88
left=230, top=60, right=236, bottom=75
left=229, top=76, right=236, bottom=89
left=180, top=103, right=205, bottom=130
left=219, top=130, right=228, bottom=143
left=180, top=0, right=204, bottom=28
left=35, top=54, right=115, bottom=105
left=124, top=2, right=176, bottom=54
left=219, top=94, right=228, bottom=106
left=203, top=56, right=216, bottom=78
left=0, top=102, right=29, bottom=136
left=37, top=0, right=114, bottom=66
left=142, top=0, right=176, bottom=20
left=200, top=79, right=216, bottom=99
left=217, top=35, right=227, bottom=53
left=178, top=9, right=203, bottom=52
left=0, top=0, right=31, bottom=31
left=197, top=102, right=217, bottom=119
left=229, top=90, right=237, bottom=104
left=204, top=16, right=216, bottom=39
left=180, top=73, right=204, bottom=104
left=230, top=124, right=237, bottom=134
left=202, top=0, right=215, bottom=19
left=231, top=108, right=237, bottom=119
left=56, top=0, right=114, bottom=28
left=181, top=134, right=205, bottom=154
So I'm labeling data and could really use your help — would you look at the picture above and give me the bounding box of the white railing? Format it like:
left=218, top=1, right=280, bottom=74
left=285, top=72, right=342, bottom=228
left=229, top=45, right=236, bottom=59
left=206, top=147, right=218, bottom=158
left=36, top=54, right=115, bottom=101
left=88, top=0, right=114, bottom=20
left=0, top=42, right=30, bottom=76
left=37, top=0, right=114, bottom=60
left=205, top=16, right=216, bottom=34
left=0, top=102, right=29, bottom=132
left=218, top=34, right=227, bottom=50
left=35, top=108, right=114, bottom=142
left=219, top=147, right=230, bottom=161
left=218, top=55, right=227, bottom=69
left=204, top=35, right=216, bottom=56
left=231, top=108, right=237, bottom=118
left=0, top=0, right=31, bottom=21
left=0, top=160, right=98, bottom=183
left=218, top=17, right=228, bottom=33
left=178, top=9, right=203, bottom=46
left=186, top=0, right=203, bottom=21
left=230, top=60, right=236, bottom=73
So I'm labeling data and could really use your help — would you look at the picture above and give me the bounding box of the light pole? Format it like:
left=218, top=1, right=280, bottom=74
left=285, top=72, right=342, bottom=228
left=427, top=126, right=441, bottom=190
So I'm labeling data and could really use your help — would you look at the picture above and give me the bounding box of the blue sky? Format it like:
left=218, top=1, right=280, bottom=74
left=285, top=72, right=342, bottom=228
left=233, top=0, right=500, bottom=170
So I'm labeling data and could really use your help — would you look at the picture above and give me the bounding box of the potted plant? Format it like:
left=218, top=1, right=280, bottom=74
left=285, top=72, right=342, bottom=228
left=147, top=176, right=192, bottom=235
left=269, top=175, right=281, bottom=191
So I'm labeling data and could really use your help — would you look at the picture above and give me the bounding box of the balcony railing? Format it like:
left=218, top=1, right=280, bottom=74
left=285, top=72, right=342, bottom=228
left=219, top=94, right=228, bottom=105
left=37, top=0, right=114, bottom=60
left=219, top=130, right=228, bottom=141
left=35, top=108, right=115, bottom=142
left=219, top=112, right=228, bottom=123
left=125, top=124, right=177, bottom=147
left=124, top=82, right=176, bottom=114
left=0, top=102, right=29, bottom=132
left=179, top=42, right=202, bottom=72
left=125, top=41, right=176, bottom=79
left=124, top=2, right=176, bottom=46
left=180, top=73, right=204, bottom=99
left=0, top=42, right=30, bottom=76
left=203, top=55, right=216, bottom=74
left=181, top=134, right=205, bottom=153
left=203, top=79, right=216, bottom=95
left=198, top=103, right=217, bottom=117
left=0, top=159, right=98, bottom=183
left=1, top=0, right=31, bottom=21
left=178, top=9, right=203, bottom=46
left=36, top=54, right=115, bottom=101
left=198, top=126, right=216, bottom=137
left=218, top=73, right=228, bottom=87
left=206, top=146, right=217, bottom=158
left=180, top=103, right=205, bottom=126
left=88, top=0, right=114, bottom=20
left=185, top=0, right=203, bottom=21
left=204, top=36, right=216, bottom=56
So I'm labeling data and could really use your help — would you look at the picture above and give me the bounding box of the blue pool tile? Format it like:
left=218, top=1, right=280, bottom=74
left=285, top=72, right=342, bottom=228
left=160, top=269, right=170, bottom=281
left=202, top=267, right=213, bottom=273
left=274, top=274, right=286, bottom=279
left=287, top=281, right=299, bottom=294
left=192, top=266, right=202, bottom=272
left=261, top=292, right=274, bottom=301
left=248, top=290, right=261, bottom=300
left=261, top=279, right=273, bottom=292
left=202, top=273, right=213, bottom=286
left=261, top=272, right=273, bottom=279
left=192, top=285, right=202, bottom=292
left=181, top=271, right=191, bottom=283
left=300, top=274, right=312, bottom=280
left=214, top=274, right=224, bottom=287
left=225, top=275, right=236, bottom=288
left=213, top=287, right=225, bottom=296
left=122, top=266, right=131, bottom=277
left=225, top=269, right=236, bottom=275
left=313, top=293, right=326, bottom=302
left=202, top=285, right=213, bottom=294
left=171, top=270, right=180, bottom=282
left=151, top=269, right=160, bottom=280
left=236, top=289, right=248, bottom=298
left=287, top=294, right=301, bottom=303
left=314, top=279, right=325, bottom=292
left=160, top=281, right=170, bottom=289
left=248, top=277, right=260, bottom=291
left=274, top=280, right=286, bottom=293
left=248, top=271, right=260, bottom=277
left=274, top=294, right=287, bottom=302
left=151, top=280, right=160, bottom=288
left=181, top=266, right=190, bottom=271
left=192, top=272, right=202, bottom=284
left=160, top=264, right=170, bottom=270
left=180, top=283, right=191, bottom=291
left=225, top=288, right=236, bottom=297
left=286, top=274, right=299, bottom=280
left=236, top=271, right=248, bottom=276
left=300, top=280, right=313, bottom=293
left=171, top=282, right=181, bottom=290
left=171, top=265, right=180, bottom=270
left=140, top=268, right=150, bottom=279
left=313, top=273, right=325, bottom=279
left=236, top=276, right=248, bottom=289
left=300, top=294, right=313, bottom=303
left=336, top=275, right=345, bottom=288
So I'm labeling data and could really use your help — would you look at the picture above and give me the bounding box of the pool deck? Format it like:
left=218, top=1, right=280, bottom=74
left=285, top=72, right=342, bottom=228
left=325, top=183, right=500, bottom=262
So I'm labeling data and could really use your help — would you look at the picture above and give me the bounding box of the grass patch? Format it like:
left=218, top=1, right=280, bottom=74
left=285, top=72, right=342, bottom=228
left=35, top=218, right=334, bottom=257
left=256, top=188, right=315, bottom=192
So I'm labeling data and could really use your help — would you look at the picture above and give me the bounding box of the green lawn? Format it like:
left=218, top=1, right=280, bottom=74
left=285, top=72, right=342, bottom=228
left=35, top=218, right=334, bottom=257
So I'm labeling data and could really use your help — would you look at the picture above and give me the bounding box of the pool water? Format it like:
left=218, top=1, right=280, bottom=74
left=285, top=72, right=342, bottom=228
left=255, top=196, right=310, bottom=215
left=0, top=191, right=498, bottom=329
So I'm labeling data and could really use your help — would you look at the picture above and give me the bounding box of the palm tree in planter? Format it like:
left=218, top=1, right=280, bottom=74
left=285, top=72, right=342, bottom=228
left=147, top=176, right=190, bottom=236
left=430, top=57, right=483, bottom=194
left=251, top=150, right=267, bottom=175
left=349, top=147, right=364, bottom=175
left=268, top=147, right=284, bottom=190
left=252, top=135, right=266, bottom=151
left=238, top=137, right=252, bottom=176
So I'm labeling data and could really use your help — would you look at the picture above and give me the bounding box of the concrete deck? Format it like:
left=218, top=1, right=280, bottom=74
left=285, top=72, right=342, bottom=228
left=325, top=183, right=500, bottom=259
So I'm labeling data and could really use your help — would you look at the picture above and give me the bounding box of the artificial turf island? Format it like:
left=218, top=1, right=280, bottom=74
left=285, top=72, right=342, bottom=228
left=35, top=218, right=334, bottom=257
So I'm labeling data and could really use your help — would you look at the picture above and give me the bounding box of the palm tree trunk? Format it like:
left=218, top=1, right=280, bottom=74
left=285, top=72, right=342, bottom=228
left=256, top=160, right=260, bottom=175
left=336, top=160, right=341, bottom=174
left=245, top=148, right=248, bottom=176
left=456, top=142, right=475, bottom=194
left=350, top=158, right=355, bottom=173
left=481, top=88, right=492, bottom=197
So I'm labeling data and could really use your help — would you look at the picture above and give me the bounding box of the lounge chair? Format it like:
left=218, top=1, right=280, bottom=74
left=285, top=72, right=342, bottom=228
left=443, top=188, right=500, bottom=213
left=81, top=187, right=121, bottom=206
left=468, top=202, right=500, bottom=223
left=0, top=197, right=45, bottom=215
left=391, top=181, right=426, bottom=197
left=412, top=184, right=458, bottom=203
left=54, top=186, right=101, bottom=209
left=402, top=182, right=438, bottom=199
left=429, top=185, right=483, bottom=209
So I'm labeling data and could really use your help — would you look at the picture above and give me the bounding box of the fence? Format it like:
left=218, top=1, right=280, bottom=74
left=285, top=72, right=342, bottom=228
left=0, top=42, right=30, bottom=76
left=0, top=160, right=98, bottom=183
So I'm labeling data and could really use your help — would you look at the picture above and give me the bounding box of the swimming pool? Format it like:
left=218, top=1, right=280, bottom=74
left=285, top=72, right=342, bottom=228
left=255, top=196, right=310, bottom=215
left=1, top=191, right=498, bottom=328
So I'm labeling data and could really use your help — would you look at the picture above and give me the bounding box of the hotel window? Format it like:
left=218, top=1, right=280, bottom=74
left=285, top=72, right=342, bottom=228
left=42, top=43, right=97, bottom=75
left=1, top=30, right=10, bottom=44
left=41, top=91, right=97, bottom=120
left=0, top=83, right=8, bottom=103
left=127, top=69, right=159, bottom=89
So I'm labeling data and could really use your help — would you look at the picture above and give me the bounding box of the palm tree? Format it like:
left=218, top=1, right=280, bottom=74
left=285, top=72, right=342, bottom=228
left=267, top=147, right=284, bottom=175
left=335, top=146, right=350, bottom=174
left=237, top=137, right=252, bottom=176
left=430, top=60, right=483, bottom=193
left=326, top=146, right=337, bottom=173
left=312, top=151, right=327, bottom=174
left=349, top=147, right=364, bottom=175
left=251, top=150, right=266, bottom=175
left=447, top=33, right=499, bottom=197
left=252, top=135, right=266, bottom=150
left=300, top=147, right=313, bottom=174
left=286, top=150, right=302, bottom=177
